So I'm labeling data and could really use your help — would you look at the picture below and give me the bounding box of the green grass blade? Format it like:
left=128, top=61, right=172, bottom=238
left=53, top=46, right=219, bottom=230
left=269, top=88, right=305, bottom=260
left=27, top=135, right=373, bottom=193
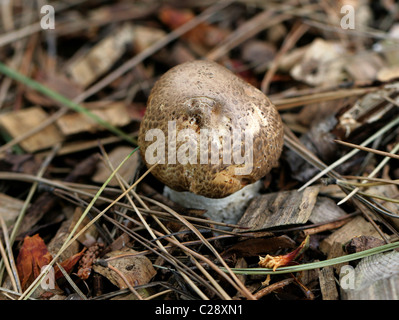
left=222, top=241, right=399, bottom=275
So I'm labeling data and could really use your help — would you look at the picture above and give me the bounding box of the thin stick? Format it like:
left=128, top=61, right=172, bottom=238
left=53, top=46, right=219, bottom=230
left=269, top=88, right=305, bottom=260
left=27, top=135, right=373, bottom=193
left=342, top=176, right=399, bottom=186
left=105, top=215, right=217, bottom=299
left=337, top=141, right=399, bottom=205
left=0, top=22, right=42, bottom=48
left=253, top=278, right=294, bottom=299
left=206, top=10, right=290, bottom=61
left=272, top=87, right=377, bottom=110
left=299, top=116, right=399, bottom=191
left=0, top=232, right=17, bottom=292
left=335, top=140, right=399, bottom=160
left=0, top=1, right=232, bottom=155
left=8, top=143, right=60, bottom=244
left=0, top=144, right=60, bottom=285
left=55, top=263, right=87, bottom=300
left=0, top=215, right=21, bottom=293
left=106, top=264, right=143, bottom=300
left=145, top=289, right=173, bottom=300
left=141, top=197, right=256, bottom=300
left=261, top=22, right=309, bottom=93
left=98, top=149, right=213, bottom=300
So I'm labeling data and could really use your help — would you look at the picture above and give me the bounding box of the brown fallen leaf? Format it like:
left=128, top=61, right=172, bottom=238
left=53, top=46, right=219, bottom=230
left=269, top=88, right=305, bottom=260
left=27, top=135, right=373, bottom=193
left=17, top=234, right=52, bottom=291
left=54, top=249, right=86, bottom=280
left=259, top=235, right=310, bottom=271
left=93, top=248, right=156, bottom=289
left=16, top=234, right=85, bottom=291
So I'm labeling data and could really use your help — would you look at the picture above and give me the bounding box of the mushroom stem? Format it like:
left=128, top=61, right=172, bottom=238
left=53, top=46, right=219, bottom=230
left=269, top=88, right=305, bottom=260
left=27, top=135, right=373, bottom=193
left=164, top=181, right=262, bottom=227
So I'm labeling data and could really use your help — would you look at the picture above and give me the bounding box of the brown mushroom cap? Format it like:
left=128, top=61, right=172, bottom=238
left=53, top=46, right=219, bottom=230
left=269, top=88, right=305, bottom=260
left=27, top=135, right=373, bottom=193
left=138, top=60, right=284, bottom=198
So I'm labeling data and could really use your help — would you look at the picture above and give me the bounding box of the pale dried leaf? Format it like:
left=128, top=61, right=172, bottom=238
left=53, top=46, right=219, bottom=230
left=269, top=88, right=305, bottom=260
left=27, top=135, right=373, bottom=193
left=93, top=248, right=156, bottom=289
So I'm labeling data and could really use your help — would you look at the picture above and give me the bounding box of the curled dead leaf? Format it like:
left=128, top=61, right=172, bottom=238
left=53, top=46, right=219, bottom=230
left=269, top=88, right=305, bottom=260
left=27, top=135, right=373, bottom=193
left=259, top=235, right=310, bottom=271
left=17, top=234, right=52, bottom=291
left=17, top=234, right=85, bottom=291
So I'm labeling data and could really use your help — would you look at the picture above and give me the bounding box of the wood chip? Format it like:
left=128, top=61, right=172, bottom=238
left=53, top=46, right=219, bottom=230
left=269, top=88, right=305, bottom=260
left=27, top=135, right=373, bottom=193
left=309, top=196, right=347, bottom=224
left=132, top=25, right=166, bottom=52
left=237, top=186, right=319, bottom=231
left=341, top=250, right=399, bottom=300
left=377, top=65, right=399, bottom=82
left=318, top=266, right=339, bottom=300
left=0, top=106, right=64, bottom=152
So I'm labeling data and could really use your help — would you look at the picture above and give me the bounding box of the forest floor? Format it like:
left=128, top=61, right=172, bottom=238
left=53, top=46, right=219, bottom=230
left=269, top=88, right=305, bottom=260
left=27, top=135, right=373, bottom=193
left=0, top=0, right=398, bottom=303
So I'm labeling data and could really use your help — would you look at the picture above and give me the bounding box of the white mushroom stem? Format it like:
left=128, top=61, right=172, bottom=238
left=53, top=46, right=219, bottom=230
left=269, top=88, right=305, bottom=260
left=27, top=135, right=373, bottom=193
left=163, top=181, right=262, bottom=227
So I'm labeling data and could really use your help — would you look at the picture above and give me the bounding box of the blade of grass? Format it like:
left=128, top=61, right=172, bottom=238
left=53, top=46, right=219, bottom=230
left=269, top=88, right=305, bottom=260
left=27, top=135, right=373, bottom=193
left=223, top=241, right=399, bottom=275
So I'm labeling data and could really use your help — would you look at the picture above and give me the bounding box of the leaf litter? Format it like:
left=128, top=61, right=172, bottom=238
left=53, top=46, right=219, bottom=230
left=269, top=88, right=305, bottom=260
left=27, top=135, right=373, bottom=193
left=0, top=0, right=398, bottom=302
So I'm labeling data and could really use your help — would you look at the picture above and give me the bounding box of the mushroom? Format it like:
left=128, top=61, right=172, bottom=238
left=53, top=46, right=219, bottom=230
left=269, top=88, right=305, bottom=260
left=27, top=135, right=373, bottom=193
left=138, top=60, right=284, bottom=226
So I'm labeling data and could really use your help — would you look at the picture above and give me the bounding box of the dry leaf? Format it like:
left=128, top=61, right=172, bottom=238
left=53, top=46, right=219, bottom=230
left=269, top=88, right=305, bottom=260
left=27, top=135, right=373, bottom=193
left=54, top=249, right=86, bottom=280
left=16, top=234, right=85, bottom=291
left=17, top=234, right=52, bottom=291
left=0, top=106, right=64, bottom=152
left=93, top=248, right=156, bottom=289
